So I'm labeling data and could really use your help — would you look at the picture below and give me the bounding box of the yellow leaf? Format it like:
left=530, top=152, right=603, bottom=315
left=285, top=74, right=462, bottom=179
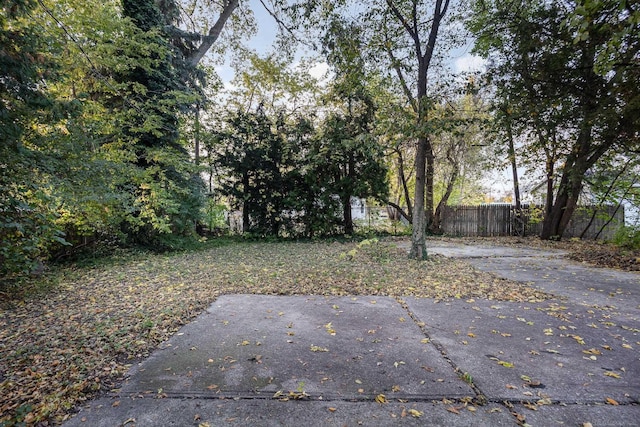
left=375, top=394, right=387, bottom=404
left=498, top=360, right=514, bottom=368
left=604, top=371, right=621, bottom=379
left=571, top=335, right=585, bottom=345
left=328, top=407, right=337, bottom=412
left=324, top=322, right=336, bottom=335
left=446, top=406, right=460, bottom=414
left=606, top=397, right=619, bottom=405
left=467, top=332, right=476, bottom=338
left=408, top=409, right=423, bottom=417
left=622, top=343, right=633, bottom=349
left=420, top=338, right=430, bottom=344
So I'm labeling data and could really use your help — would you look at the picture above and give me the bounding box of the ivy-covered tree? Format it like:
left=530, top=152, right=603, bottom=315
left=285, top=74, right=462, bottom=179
left=101, top=0, right=205, bottom=246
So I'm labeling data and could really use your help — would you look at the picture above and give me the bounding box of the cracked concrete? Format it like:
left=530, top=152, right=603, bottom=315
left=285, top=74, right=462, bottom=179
left=63, top=242, right=640, bottom=426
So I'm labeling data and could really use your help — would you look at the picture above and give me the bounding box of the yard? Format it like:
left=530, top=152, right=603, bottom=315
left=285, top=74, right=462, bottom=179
left=0, top=236, right=636, bottom=425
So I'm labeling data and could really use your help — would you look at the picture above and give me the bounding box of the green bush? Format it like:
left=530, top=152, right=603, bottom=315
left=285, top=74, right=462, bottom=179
left=612, top=225, right=640, bottom=250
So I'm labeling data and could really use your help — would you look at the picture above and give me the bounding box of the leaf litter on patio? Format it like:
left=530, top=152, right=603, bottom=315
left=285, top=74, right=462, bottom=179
left=1, top=238, right=553, bottom=425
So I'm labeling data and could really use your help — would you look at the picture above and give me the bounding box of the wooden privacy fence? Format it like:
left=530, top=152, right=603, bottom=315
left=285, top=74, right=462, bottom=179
left=440, top=204, right=624, bottom=239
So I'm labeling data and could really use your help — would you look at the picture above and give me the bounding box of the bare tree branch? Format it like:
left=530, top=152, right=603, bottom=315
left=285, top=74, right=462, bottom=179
left=187, top=0, right=239, bottom=67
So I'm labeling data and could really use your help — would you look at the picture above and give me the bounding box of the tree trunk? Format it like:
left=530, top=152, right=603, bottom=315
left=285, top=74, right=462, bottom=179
left=540, top=162, right=584, bottom=240
left=410, top=136, right=428, bottom=259
left=432, top=161, right=459, bottom=234
left=505, top=109, right=523, bottom=236
left=186, top=0, right=239, bottom=67
left=242, top=173, right=250, bottom=233
left=194, top=106, right=201, bottom=165
left=343, top=195, right=354, bottom=235
left=425, top=140, right=435, bottom=231
left=396, top=148, right=413, bottom=221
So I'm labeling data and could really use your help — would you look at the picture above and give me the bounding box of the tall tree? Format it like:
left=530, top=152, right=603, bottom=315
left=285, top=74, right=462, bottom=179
left=469, top=0, right=639, bottom=239
left=95, top=0, right=206, bottom=246
left=380, top=0, right=450, bottom=258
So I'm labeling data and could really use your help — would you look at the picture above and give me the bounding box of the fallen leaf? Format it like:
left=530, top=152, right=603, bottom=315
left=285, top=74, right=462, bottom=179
left=375, top=394, right=387, bottom=404
left=324, top=322, right=336, bottom=335
left=606, top=397, right=619, bottom=405
left=571, top=335, right=585, bottom=345
left=446, top=406, right=460, bottom=414
left=604, top=371, right=621, bottom=379
left=537, top=398, right=552, bottom=405
left=408, top=409, right=423, bottom=418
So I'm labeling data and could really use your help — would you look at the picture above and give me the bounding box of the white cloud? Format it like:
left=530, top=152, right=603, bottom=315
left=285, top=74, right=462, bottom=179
left=307, top=62, right=330, bottom=81
left=454, top=54, right=486, bottom=73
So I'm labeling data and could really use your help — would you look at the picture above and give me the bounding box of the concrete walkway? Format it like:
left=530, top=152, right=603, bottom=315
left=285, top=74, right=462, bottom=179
left=64, top=242, right=640, bottom=426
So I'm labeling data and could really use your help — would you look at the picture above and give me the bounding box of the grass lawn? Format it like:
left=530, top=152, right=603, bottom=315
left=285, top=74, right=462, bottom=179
left=1, top=237, right=555, bottom=425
